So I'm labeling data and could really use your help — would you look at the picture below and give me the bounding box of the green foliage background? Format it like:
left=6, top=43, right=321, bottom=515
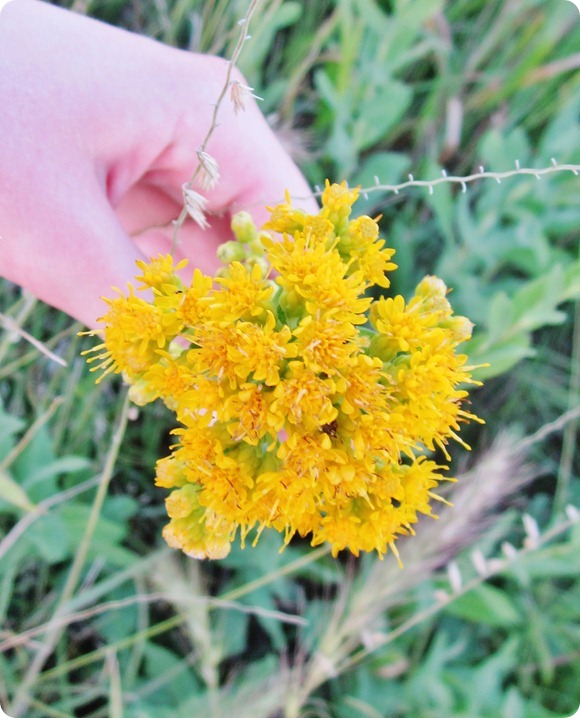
left=1, top=1, right=579, bottom=716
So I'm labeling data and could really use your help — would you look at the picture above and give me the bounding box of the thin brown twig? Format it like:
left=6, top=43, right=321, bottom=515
left=0, top=312, right=68, bottom=367
left=0, top=592, right=306, bottom=654
left=516, top=404, right=580, bottom=453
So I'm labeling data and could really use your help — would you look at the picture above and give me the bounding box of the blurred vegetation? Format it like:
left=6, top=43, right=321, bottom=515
left=1, top=0, right=579, bottom=716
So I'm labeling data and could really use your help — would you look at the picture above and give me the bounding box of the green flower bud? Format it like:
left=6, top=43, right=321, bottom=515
left=231, top=211, right=259, bottom=244
left=217, top=240, right=247, bottom=264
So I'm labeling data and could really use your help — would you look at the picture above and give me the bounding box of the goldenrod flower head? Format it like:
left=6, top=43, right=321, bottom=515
left=223, top=381, right=272, bottom=444
left=163, top=484, right=233, bottom=559
left=229, top=311, right=297, bottom=386
left=292, top=313, right=360, bottom=375
left=85, top=184, right=483, bottom=562
left=320, top=180, right=359, bottom=234
left=138, top=352, right=197, bottom=409
left=193, top=321, right=243, bottom=390
left=135, top=254, right=188, bottom=292
left=212, top=262, right=274, bottom=322
left=179, top=269, right=213, bottom=328
left=82, top=285, right=181, bottom=382
left=270, top=361, right=338, bottom=430
left=264, top=190, right=309, bottom=234
left=339, top=354, right=389, bottom=418
left=155, top=456, right=188, bottom=489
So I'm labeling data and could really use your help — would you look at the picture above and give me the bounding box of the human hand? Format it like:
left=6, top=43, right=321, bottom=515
left=0, top=0, right=316, bottom=327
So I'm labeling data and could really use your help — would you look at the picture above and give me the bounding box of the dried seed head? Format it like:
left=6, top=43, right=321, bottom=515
left=229, top=80, right=262, bottom=115
left=522, top=513, right=540, bottom=548
left=470, top=549, right=488, bottom=577
left=565, top=504, right=579, bottom=522
left=230, top=80, right=249, bottom=114
left=182, top=185, right=209, bottom=229
left=501, top=541, right=518, bottom=560
left=196, top=150, right=220, bottom=191
left=447, top=560, right=462, bottom=593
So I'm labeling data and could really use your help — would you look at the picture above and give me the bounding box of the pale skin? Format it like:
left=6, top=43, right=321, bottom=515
left=0, top=0, right=316, bottom=327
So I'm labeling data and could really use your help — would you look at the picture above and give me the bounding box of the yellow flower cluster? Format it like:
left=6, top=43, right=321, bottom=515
left=85, top=182, right=481, bottom=561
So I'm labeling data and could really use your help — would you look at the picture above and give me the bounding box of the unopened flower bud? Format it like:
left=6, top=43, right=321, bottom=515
left=416, top=275, right=447, bottom=299
left=231, top=211, right=259, bottom=244
left=442, top=315, right=474, bottom=343
left=217, top=240, right=247, bottom=264
left=416, top=276, right=451, bottom=316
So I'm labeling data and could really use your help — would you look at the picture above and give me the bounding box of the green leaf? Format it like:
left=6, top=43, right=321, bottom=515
left=0, top=408, right=23, bottom=460
left=240, top=2, right=302, bottom=79
left=445, top=583, right=521, bottom=627
left=501, top=527, right=580, bottom=579
left=314, top=67, right=340, bottom=112
left=59, top=503, right=137, bottom=568
left=511, top=266, right=567, bottom=333
left=0, top=468, right=36, bottom=512
left=468, top=334, right=534, bottom=380
left=352, top=80, right=412, bottom=151
left=103, top=495, right=138, bottom=523
left=216, top=604, right=249, bottom=659
left=24, top=456, right=91, bottom=487
left=12, top=425, right=58, bottom=501
left=25, top=513, right=70, bottom=563
left=484, top=292, right=516, bottom=345
left=500, top=687, right=526, bottom=718
left=563, top=259, right=580, bottom=302
left=479, top=127, right=531, bottom=171
left=138, top=642, right=202, bottom=706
